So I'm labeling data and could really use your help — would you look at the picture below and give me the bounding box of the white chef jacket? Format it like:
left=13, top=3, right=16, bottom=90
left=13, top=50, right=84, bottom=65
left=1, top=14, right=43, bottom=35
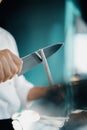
left=0, top=27, right=34, bottom=119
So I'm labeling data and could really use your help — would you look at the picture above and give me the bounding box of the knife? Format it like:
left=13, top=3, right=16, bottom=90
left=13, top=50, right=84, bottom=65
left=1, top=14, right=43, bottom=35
left=19, top=43, right=63, bottom=75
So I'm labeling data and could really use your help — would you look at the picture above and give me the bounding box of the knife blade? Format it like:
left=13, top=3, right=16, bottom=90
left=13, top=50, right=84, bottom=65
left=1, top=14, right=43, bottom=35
left=19, top=43, right=63, bottom=75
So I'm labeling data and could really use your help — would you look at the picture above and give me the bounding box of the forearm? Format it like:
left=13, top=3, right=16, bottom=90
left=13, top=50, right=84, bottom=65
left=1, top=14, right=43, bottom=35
left=27, top=84, right=63, bottom=104
left=27, top=86, right=50, bottom=101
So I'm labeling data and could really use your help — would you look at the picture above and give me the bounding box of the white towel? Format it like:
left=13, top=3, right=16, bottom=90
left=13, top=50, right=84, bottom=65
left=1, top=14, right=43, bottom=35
left=12, top=110, right=68, bottom=130
left=12, top=110, right=40, bottom=130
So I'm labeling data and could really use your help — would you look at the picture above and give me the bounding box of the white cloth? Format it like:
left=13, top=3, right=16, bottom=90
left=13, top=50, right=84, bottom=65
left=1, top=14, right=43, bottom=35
left=11, top=110, right=66, bottom=130
left=12, top=110, right=40, bottom=130
left=0, top=27, right=34, bottom=119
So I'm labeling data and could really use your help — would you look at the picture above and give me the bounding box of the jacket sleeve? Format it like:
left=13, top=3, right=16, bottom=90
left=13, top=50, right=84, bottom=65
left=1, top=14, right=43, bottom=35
left=13, top=75, right=34, bottom=107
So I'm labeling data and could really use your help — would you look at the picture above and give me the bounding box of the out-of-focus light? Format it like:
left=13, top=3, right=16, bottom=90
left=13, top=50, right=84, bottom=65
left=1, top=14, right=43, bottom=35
left=73, top=34, right=87, bottom=73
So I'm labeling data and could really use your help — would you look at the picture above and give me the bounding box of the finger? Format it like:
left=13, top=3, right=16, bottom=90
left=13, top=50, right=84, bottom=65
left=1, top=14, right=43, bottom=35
left=5, top=52, right=19, bottom=76
left=0, top=55, right=13, bottom=81
left=0, top=61, right=5, bottom=82
left=9, top=51, right=23, bottom=74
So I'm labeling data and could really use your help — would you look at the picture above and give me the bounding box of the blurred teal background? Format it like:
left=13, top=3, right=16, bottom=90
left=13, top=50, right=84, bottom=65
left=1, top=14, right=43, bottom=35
left=0, top=0, right=65, bottom=85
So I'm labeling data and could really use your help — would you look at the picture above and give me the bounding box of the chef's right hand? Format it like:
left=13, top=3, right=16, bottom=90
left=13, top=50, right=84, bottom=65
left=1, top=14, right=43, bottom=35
left=0, top=49, right=23, bottom=82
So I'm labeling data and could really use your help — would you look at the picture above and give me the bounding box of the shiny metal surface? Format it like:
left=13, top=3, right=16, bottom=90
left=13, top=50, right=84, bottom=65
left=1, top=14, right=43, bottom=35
left=19, top=43, right=63, bottom=75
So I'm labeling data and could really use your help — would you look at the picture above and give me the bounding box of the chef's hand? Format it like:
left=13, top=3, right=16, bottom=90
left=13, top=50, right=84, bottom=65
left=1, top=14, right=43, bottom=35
left=0, top=49, right=23, bottom=82
left=46, top=84, right=65, bottom=105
